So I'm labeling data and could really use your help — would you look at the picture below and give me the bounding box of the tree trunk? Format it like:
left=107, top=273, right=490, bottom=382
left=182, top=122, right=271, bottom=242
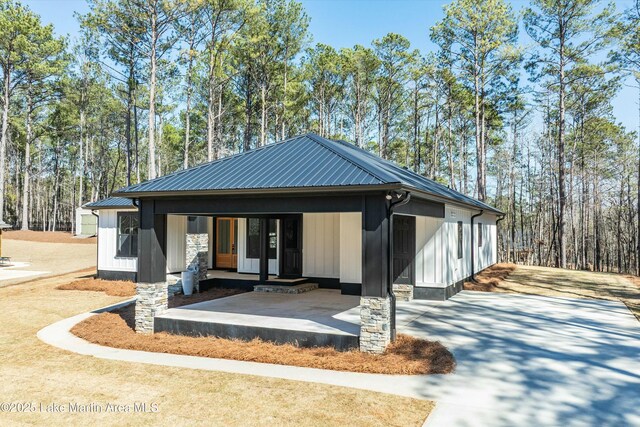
left=0, top=69, right=10, bottom=220
left=637, top=80, right=640, bottom=275
left=557, top=21, right=567, bottom=269
left=260, top=85, right=267, bottom=146
left=21, top=90, right=33, bottom=230
left=281, top=55, right=288, bottom=140
left=147, top=6, right=158, bottom=180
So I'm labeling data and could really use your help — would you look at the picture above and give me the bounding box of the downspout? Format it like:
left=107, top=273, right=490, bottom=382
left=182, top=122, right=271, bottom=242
left=495, top=214, right=505, bottom=262
left=387, top=191, right=411, bottom=342
left=91, top=210, right=99, bottom=277
left=470, top=210, right=483, bottom=281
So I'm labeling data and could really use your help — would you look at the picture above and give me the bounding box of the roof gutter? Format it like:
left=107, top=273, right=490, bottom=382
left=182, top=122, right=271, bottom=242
left=470, top=210, right=484, bottom=281
left=387, top=190, right=411, bottom=343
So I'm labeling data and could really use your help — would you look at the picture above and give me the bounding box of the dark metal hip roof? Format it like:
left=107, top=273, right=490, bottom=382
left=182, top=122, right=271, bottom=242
left=112, top=133, right=503, bottom=215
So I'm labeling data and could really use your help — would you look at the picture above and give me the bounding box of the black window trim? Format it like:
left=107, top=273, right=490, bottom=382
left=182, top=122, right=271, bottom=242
left=116, top=211, right=139, bottom=258
left=478, top=222, right=483, bottom=247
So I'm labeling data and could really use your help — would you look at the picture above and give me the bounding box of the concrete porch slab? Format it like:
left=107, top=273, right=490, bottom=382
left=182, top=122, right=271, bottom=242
left=155, top=289, right=361, bottom=349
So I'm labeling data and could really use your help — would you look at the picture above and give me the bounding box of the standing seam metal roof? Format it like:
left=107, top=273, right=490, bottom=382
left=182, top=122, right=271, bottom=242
left=113, top=133, right=502, bottom=214
left=83, top=197, right=136, bottom=210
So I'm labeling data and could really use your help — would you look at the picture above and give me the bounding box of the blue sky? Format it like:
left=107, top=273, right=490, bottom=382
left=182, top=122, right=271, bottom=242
left=23, top=0, right=640, bottom=134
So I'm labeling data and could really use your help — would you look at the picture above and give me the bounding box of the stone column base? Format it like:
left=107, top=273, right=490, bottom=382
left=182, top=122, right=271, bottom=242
left=135, top=282, right=168, bottom=334
left=359, top=295, right=391, bottom=354
left=186, top=233, right=209, bottom=293
left=393, top=284, right=413, bottom=301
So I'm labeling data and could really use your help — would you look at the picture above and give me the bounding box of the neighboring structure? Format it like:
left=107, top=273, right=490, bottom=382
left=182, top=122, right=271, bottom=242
left=0, top=218, right=11, bottom=260
left=89, top=133, right=502, bottom=353
left=74, top=207, right=98, bottom=236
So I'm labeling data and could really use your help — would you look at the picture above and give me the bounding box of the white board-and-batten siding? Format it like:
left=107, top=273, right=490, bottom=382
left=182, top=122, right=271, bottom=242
left=301, top=212, right=362, bottom=283
left=166, top=215, right=187, bottom=273
left=97, top=209, right=138, bottom=273
left=99, top=212, right=202, bottom=275
left=412, top=205, right=498, bottom=289
left=473, top=212, right=498, bottom=272
left=302, top=213, right=340, bottom=279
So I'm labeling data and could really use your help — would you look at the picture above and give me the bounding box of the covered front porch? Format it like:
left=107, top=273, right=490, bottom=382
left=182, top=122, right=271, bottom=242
left=133, top=191, right=444, bottom=353
left=155, top=289, right=361, bottom=350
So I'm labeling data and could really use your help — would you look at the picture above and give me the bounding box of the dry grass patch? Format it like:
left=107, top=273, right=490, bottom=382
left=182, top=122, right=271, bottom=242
left=483, top=265, right=640, bottom=322
left=464, top=263, right=516, bottom=292
left=57, top=278, right=136, bottom=297
left=4, top=230, right=96, bottom=244
left=0, top=271, right=435, bottom=426
left=72, top=302, right=455, bottom=376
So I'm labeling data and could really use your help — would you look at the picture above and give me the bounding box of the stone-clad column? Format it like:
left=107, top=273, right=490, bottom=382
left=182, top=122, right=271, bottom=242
left=359, top=295, right=391, bottom=353
left=186, top=233, right=208, bottom=292
left=360, top=194, right=392, bottom=354
left=135, top=282, right=168, bottom=333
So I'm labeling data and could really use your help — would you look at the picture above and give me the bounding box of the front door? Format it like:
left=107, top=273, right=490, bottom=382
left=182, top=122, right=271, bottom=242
left=280, top=216, right=302, bottom=277
left=393, top=215, right=415, bottom=285
left=216, top=217, right=238, bottom=269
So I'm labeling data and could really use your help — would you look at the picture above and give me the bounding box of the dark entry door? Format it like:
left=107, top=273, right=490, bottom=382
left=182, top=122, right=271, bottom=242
left=280, top=216, right=302, bottom=277
left=393, top=215, right=415, bottom=285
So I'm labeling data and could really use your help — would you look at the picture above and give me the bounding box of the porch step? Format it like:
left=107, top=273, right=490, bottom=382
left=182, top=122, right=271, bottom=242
left=253, top=282, right=319, bottom=294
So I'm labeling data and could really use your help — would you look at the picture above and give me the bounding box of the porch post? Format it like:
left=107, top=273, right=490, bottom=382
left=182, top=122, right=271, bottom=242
left=360, top=194, right=391, bottom=354
left=259, top=217, right=269, bottom=282
left=186, top=216, right=209, bottom=293
left=135, top=199, right=168, bottom=334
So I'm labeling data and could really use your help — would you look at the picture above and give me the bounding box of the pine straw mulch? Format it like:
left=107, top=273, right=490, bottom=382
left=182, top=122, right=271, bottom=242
left=57, top=278, right=137, bottom=297
left=463, top=263, right=517, bottom=292
left=71, top=295, right=455, bottom=376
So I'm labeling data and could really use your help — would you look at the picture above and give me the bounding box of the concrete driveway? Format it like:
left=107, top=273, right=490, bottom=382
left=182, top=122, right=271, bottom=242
left=400, top=291, right=640, bottom=427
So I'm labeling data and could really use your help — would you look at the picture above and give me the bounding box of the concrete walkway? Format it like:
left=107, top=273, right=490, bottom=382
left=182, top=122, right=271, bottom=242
left=38, top=291, right=640, bottom=427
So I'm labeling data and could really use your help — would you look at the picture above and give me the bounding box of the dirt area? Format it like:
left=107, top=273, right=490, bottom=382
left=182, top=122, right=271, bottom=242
left=467, top=264, right=640, bottom=321
left=73, top=302, right=455, bottom=375
left=3, top=230, right=96, bottom=244
left=464, top=263, right=517, bottom=292
left=0, top=239, right=96, bottom=287
left=0, top=270, right=433, bottom=426
left=57, top=278, right=137, bottom=297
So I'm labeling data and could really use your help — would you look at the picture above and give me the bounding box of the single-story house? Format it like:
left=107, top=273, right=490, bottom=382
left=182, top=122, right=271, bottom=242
left=86, top=133, right=502, bottom=353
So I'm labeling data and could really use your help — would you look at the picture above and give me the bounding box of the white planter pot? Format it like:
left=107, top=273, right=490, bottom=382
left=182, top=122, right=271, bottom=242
left=181, top=271, right=194, bottom=296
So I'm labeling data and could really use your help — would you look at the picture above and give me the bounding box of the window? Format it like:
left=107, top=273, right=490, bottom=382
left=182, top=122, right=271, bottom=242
left=457, top=221, right=463, bottom=259
left=478, top=223, right=483, bottom=247
left=246, top=218, right=277, bottom=259
left=117, top=212, right=138, bottom=258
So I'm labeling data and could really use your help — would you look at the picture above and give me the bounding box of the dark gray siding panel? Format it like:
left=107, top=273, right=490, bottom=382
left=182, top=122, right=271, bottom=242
left=98, top=270, right=137, bottom=282
left=394, top=198, right=445, bottom=218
